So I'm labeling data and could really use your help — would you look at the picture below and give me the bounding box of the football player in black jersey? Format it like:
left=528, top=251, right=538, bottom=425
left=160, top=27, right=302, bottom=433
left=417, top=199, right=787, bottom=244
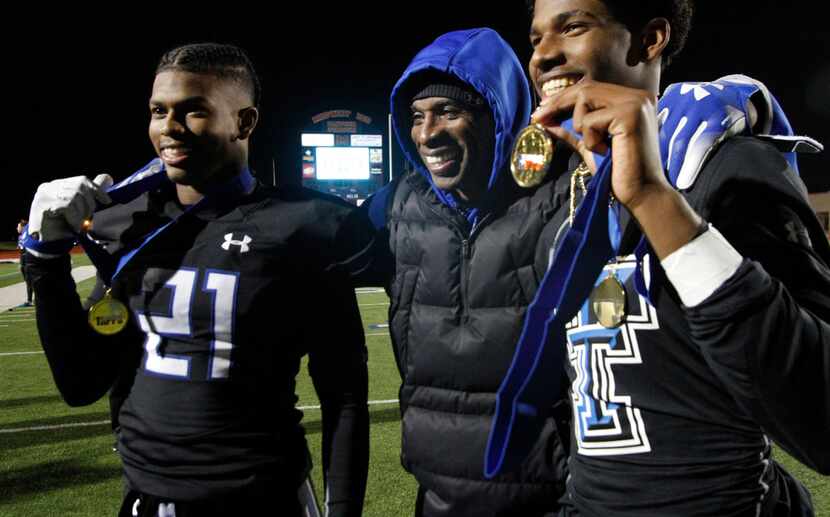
left=25, top=43, right=369, bottom=517
left=520, top=0, right=830, bottom=515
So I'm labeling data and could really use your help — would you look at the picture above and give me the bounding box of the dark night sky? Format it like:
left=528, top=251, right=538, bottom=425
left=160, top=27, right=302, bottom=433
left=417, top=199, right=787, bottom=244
left=3, top=2, right=829, bottom=240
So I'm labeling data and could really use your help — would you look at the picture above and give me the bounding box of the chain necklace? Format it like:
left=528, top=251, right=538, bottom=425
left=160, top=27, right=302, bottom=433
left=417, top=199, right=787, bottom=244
left=567, top=160, right=628, bottom=329
left=569, top=161, right=593, bottom=226
left=569, top=161, right=619, bottom=226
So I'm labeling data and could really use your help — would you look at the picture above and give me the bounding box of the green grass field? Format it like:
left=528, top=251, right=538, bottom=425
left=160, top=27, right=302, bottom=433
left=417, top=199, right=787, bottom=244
left=0, top=251, right=91, bottom=289
left=0, top=279, right=416, bottom=516
left=0, top=262, right=24, bottom=289
left=1, top=274, right=828, bottom=516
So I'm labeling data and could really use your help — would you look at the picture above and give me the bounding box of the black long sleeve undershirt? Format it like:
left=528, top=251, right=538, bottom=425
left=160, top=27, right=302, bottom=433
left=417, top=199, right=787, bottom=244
left=27, top=254, right=140, bottom=407
left=683, top=139, right=830, bottom=474
left=304, top=269, right=370, bottom=517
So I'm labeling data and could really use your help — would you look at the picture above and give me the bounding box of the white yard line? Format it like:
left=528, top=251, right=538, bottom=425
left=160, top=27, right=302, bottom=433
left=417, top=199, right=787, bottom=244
left=0, top=265, right=96, bottom=312
left=0, top=399, right=400, bottom=434
left=359, top=303, right=389, bottom=307
left=295, top=399, right=399, bottom=411
left=0, top=420, right=112, bottom=433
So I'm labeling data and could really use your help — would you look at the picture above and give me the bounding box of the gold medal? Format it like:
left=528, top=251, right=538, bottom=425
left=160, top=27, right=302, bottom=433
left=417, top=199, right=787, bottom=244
left=590, top=273, right=627, bottom=329
left=87, top=289, right=130, bottom=335
left=511, top=124, right=555, bottom=188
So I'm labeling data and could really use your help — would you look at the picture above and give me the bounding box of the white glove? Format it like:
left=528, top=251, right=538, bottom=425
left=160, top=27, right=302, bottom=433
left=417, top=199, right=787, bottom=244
left=28, top=174, right=113, bottom=242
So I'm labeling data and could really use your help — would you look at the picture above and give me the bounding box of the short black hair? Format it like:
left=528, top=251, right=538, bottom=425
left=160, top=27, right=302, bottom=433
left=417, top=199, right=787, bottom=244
left=527, top=0, right=694, bottom=67
left=156, top=43, right=262, bottom=106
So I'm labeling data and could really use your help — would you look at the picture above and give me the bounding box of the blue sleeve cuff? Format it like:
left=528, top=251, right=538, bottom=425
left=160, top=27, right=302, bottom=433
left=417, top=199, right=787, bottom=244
left=22, top=231, right=76, bottom=257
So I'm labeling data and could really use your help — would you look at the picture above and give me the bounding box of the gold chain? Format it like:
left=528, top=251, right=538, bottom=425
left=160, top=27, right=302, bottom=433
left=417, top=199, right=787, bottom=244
left=568, top=161, right=619, bottom=226
left=569, top=161, right=593, bottom=225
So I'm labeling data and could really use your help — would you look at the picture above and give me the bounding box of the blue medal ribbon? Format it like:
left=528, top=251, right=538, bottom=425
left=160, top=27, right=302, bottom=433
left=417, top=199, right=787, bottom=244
left=99, top=167, right=256, bottom=285
left=485, top=119, right=615, bottom=478
left=80, top=162, right=254, bottom=285
left=104, top=158, right=171, bottom=205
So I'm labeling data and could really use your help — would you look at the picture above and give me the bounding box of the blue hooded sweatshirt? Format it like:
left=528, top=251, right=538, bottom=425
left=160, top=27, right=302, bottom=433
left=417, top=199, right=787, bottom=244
left=389, top=28, right=532, bottom=227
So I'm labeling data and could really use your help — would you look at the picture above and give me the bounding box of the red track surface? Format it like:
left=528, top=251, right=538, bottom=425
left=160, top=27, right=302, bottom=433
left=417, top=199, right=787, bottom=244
left=0, top=246, right=83, bottom=260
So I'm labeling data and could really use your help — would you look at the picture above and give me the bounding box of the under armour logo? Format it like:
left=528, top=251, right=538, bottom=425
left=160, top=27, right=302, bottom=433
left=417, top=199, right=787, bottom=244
left=679, top=82, right=725, bottom=101
left=221, top=233, right=252, bottom=253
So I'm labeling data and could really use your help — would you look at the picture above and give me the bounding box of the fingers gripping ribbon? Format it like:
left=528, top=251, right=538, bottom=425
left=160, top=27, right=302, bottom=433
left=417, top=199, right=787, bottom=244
left=23, top=159, right=168, bottom=258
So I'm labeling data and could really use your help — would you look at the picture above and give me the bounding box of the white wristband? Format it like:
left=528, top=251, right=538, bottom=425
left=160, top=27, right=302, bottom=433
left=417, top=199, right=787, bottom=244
left=661, top=224, right=743, bottom=307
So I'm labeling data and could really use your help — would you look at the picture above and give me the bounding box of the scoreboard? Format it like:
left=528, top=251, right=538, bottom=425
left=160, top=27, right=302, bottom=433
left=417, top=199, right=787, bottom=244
left=300, top=110, right=387, bottom=205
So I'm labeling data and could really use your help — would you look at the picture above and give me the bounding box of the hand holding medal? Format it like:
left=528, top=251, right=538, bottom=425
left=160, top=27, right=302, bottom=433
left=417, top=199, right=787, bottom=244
left=532, top=79, right=702, bottom=263
left=25, top=159, right=171, bottom=336
left=528, top=79, right=666, bottom=203
left=515, top=80, right=644, bottom=329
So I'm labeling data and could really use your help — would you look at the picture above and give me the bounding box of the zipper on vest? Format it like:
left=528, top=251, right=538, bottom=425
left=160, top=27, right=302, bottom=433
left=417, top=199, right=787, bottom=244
left=460, top=238, right=470, bottom=323
left=419, top=199, right=493, bottom=322
left=458, top=213, right=491, bottom=320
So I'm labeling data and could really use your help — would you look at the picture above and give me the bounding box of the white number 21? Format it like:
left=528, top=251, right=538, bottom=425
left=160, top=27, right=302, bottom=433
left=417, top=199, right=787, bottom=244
left=136, top=268, right=239, bottom=380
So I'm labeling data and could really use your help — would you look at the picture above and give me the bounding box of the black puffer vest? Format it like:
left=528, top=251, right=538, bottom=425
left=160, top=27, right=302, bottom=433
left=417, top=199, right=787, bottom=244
left=386, top=172, right=570, bottom=516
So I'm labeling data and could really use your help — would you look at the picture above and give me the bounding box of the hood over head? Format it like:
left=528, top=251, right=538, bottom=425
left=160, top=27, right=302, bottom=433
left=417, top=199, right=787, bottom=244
left=390, top=28, right=532, bottom=217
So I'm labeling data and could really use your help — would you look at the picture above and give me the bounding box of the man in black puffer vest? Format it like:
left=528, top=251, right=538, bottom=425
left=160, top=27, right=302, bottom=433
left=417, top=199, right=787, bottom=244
left=360, top=28, right=570, bottom=517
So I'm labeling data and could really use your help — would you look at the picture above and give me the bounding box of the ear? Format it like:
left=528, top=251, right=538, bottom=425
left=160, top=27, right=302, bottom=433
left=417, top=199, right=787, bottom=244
left=640, top=17, right=670, bottom=64
left=236, top=107, right=259, bottom=141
